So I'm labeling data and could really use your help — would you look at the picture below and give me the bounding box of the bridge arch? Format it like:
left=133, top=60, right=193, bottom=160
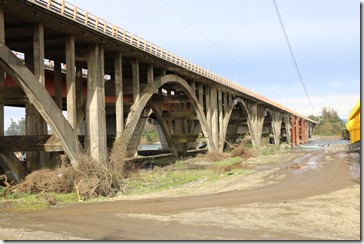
left=123, top=74, right=215, bottom=155
left=0, top=44, right=82, bottom=165
left=262, top=108, right=275, bottom=145
left=221, top=97, right=254, bottom=149
left=280, top=114, right=291, bottom=144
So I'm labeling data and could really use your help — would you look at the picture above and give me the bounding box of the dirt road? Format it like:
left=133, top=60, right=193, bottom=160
left=0, top=147, right=360, bottom=240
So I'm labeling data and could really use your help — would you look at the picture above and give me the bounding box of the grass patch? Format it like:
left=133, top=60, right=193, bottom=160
left=122, top=155, right=254, bottom=195
left=213, top=157, right=242, bottom=166
left=124, top=168, right=214, bottom=194
left=0, top=187, right=78, bottom=212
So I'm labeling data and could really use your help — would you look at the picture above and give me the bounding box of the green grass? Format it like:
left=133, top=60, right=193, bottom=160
left=125, top=168, right=215, bottom=194
left=0, top=187, right=78, bottom=212
left=123, top=156, right=253, bottom=195
left=212, top=157, right=242, bottom=166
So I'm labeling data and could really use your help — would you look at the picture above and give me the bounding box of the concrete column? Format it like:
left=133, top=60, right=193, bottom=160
left=190, top=81, right=195, bottom=96
left=132, top=59, right=140, bottom=103
left=198, top=83, right=203, bottom=109
left=205, top=85, right=211, bottom=133
left=211, top=87, right=218, bottom=149
left=218, top=88, right=223, bottom=150
left=248, top=103, right=264, bottom=147
left=147, top=64, right=153, bottom=84
left=75, top=64, right=84, bottom=128
left=295, top=118, right=300, bottom=145
left=301, top=119, right=305, bottom=144
left=0, top=7, right=4, bottom=136
left=66, top=35, right=77, bottom=129
left=86, top=44, right=107, bottom=163
left=167, top=91, right=173, bottom=131
left=54, top=59, right=63, bottom=110
left=228, top=93, right=232, bottom=110
left=26, top=23, right=49, bottom=171
left=290, top=116, right=296, bottom=146
left=223, top=91, right=228, bottom=116
left=115, top=52, right=124, bottom=138
left=272, top=113, right=282, bottom=146
left=33, top=25, right=45, bottom=86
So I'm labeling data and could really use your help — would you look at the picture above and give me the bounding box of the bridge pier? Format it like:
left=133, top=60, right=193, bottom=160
left=272, top=112, right=283, bottom=146
left=85, top=44, right=107, bottom=164
left=25, top=23, right=51, bottom=171
left=114, top=52, right=124, bottom=139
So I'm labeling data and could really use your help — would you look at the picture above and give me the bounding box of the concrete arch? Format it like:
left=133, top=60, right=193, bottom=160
left=281, top=114, right=291, bottom=144
left=123, top=74, right=216, bottom=151
left=262, top=108, right=275, bottom=144
left=148, top=103, right=177, bottom=156
left=221, top=97, right=253, bottom=147
left=0, top=44, right=82, bottom=165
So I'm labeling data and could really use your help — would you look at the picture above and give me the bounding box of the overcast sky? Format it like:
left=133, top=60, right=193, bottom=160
left=4, top=0, right=360, bottom=129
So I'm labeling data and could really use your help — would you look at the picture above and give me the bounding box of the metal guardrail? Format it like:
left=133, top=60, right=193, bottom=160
left=28, top=0, right=313, bottom=121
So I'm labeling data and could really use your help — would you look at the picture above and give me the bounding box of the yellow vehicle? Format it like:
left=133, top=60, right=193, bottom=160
left=346, top=100, right=360, bottom=144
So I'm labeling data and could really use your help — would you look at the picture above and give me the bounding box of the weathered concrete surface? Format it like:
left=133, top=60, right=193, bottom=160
left=0, top=44, right=82, bottom=166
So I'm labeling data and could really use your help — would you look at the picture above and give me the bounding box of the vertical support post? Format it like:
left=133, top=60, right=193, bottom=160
left=198, top=83, right=203, bottom=110
left=86, top=44, right=107, bottom=163
left=167, top=90, right=172, bottom=131
left=218, top=88, right=223, bottom=150
left=295, top=118, right=300, bottom=145
left=248, top=103, right=264, bottom=147
left=147, top=64, right=153, bottom=84
left=290, top=116, right=296, bottom=147
left=190, top=81, right=195, bottom=96
left=301, top=119, right=305, bottom=144
left=54, top=59, right=63, bottom=110
left=0, top=7, right=4, bottom=136
left=211, top=87, right=218, bottom=149
left=115, top=52, right=124, bottom=138
left=223, top=91, right=228, bottom=116
left=205, top=85, right=211, bottom=132
left=26, top=23, right=49, bottom=170
left=75, top=64, right=84, bottom=128
left=66, top=35, right=77, bottom=130
left=132, top=59, right=140, bottom=103
left=272, top=113, right=282, bottom=146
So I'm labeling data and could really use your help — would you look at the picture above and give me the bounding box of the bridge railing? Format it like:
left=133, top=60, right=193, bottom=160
left=29, top=0, right=310, bottom=120
left=31, top=0, right=244, bottom=90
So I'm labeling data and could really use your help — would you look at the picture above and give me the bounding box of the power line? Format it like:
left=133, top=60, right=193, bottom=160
left=272, top=0, right=318, bottom=116
left=159, top=0, right=262, bottom=85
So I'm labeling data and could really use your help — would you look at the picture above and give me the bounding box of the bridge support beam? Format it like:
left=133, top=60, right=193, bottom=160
left=26, top=23, right=50, bottom=171
left=85, top=44, right=107, bottom=164
left=115, top=52, right=124, bottom=138
left=132, top=59, right=140, bottom=103
left=211, top=87, right=219, bottom=150
left=0, top=7, right=4, bottom=137
left=301, top=119, right=306, bottom=144
left=249, top=103, right=265, bottom=147
left=272, top=113, right=282, bottom=146
left=295, top=118, right=300, bottom=146
left=290, top=116, right=297, bottom=146
left=218, top=88, right=224, bottom=151
left=66, top=35, right=77, bottom=130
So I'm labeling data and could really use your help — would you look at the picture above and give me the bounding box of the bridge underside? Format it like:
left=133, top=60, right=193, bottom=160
left=0, top=1, right=315, bottom=182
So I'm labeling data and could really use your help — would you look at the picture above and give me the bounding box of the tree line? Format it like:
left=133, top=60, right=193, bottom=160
left=308, top=107, right=346, bottom=136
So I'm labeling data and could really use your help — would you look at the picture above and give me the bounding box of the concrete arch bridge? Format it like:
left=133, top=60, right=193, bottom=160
left=0, top=0, right=316, bottom=181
